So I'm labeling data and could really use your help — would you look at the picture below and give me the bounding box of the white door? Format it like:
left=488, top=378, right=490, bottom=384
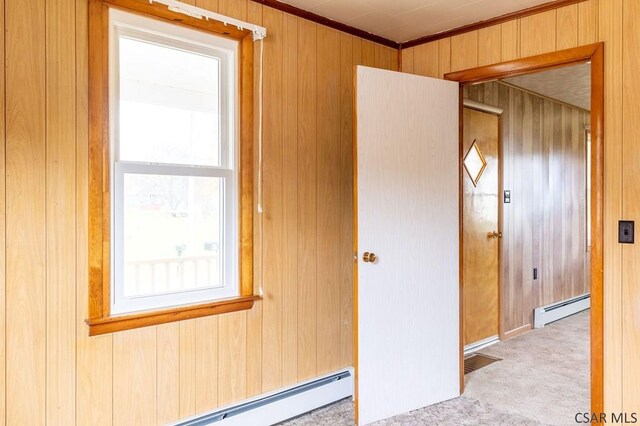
left=355, top=66, right=460, bottom=425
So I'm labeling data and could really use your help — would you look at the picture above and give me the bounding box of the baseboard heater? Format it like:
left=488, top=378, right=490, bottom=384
left=534, top=293, right=590, bottom=328
left=172, top=368, right=353, bottom=426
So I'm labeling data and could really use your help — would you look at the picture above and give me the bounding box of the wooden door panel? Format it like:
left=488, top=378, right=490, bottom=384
left=463, top=107, right=500, bottom=346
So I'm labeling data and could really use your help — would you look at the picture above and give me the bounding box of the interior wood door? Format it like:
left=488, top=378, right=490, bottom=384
left=354, top=66, right=460, bottom=425
left=462, top=107, right=500, bottom=346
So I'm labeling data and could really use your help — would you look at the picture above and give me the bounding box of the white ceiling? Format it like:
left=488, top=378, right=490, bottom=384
left=502, top=62, right=591, bottom=111
left=278, top=0, right=559, bottom=43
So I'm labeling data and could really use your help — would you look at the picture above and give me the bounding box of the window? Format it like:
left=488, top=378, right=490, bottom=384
left=110, top=10, right=238, bottom=315
left=88, top=1, right=258, bottom=335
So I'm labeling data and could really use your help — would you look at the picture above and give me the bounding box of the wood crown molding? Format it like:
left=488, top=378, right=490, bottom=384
left=400, top=0, right=587, bottom=49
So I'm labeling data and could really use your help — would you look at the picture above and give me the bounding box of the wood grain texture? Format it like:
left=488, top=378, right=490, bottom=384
left=451, top=31, right=478, bottom=72
left=113, top=329, right=157, bottom=425
left=46, top=0, right=77, bottom=423
left=556, top=4, right=579, bottom=50
left=0, top=0, right=5, bottom=420
left=317, top=25, right=342, bottom=376
left=296, top=17, right=318, bottom=382
left=478, top=25, right=502, bottom=66
left=621, top=0, right=640, bottom=411
left=599, top=0, right=623, bottom=411
left=462, top=108, right=500, bottom=345
left=501, top=20, right=520, bottom=61
left=6, top=0, right=46, bottom=423
left=520, top=9, right=557, bottom=57
left=466, top=82, right=589, bottom=335
left=282, top=11, right=299, bottom=387
left=261, top=5, right=284, bottom=392
left=414, top=42, right=439, bottom=78
left=578, top=0, right=598, bottom=46
left=438, top=38, right=452, bottom=78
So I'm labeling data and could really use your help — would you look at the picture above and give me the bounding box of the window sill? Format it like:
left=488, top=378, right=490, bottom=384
left=86, top=295, right=260, bottom=336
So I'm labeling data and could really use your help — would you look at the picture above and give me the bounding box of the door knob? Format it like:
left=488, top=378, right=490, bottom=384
left=363, top=252, right=377, bottom=263
left=488, top=231, right=503, bottom=239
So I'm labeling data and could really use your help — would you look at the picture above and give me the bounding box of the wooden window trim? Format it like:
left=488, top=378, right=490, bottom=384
left=87, top=0, right=257, bottom=335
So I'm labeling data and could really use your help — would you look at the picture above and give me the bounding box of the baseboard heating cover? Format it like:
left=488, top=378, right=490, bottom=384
left=172, top=368, right=354, bottom=426
left=534, top=293, right=590, bottom=328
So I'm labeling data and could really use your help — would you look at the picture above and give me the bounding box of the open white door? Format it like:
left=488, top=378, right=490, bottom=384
left=354, top=66, right=460, bottom=425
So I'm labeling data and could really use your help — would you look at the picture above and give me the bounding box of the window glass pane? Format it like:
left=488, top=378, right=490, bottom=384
left=118, top=36, right=222, bottom=167
left=122, top=173, right=224, bottom=297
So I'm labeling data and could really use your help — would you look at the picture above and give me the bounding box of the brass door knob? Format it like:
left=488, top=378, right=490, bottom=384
left=363, top=252, right=377, bottom=263
left=488, top=231, right=503, bottom=239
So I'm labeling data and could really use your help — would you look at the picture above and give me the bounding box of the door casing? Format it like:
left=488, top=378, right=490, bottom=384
left=445, top=42, right=605, bottom=414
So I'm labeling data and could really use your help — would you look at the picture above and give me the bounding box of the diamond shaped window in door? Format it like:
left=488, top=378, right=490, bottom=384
left=463, top=140, right=487, bottom=187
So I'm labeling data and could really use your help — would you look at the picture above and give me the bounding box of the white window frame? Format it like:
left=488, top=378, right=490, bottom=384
left=109, top=9, right=239, bottom=315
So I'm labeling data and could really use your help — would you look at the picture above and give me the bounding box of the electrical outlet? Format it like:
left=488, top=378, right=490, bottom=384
left=504, top=190, right=511, bottom=204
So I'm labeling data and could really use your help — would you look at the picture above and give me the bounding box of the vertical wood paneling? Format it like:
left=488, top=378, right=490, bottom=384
left=622, top=0, right=640, bottom=411
left=296, top=17, right=318, bottom=381
left=556, top=4, right=579, bottom=50
left=520, top=10, right=557, bottom=57
left=113, top=329, right=157, bottom=426
left=179, top=320, right=196, bottom=417
left=438, top=38, right=451, bottom=78
left=245, top=0, right=263, bottom=400
left=194, top=317, right=218, bottom=412
left=501, top=20, right=520, bottom=61
left=6, top=0, right=46, bottom=422
left=578, top=0, right=598, bottom=46
left=340, top=33, right=358, bottom=369
left=281, top=11, right=299, bottom=387
left=600, top=0, right=623, bottom=410
left=157, top=323, right=180, bottom=424
left=401, top=47, right=414, bottom=74
left=478, top=25, right=501, bottom=66
left=466, top=83, right=589, bottom=335
left=451, top=31, right=478, bottom=72
left=414, top=42, right=439, bottom=78
left=261, top=6, right=284, bottom=392
left=0, top=0, right=5, bottom=419
left=46, top=0, right=77, bottom=423
left=361, top=40, right=375, bottom=67
left=317, top=26, right=342, bottom=375
left=218, top=312, right=247, bottom=406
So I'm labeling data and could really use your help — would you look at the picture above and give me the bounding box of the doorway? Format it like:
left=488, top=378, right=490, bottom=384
left=462, top=104, right=501, bottom=351
left=352, top=43, right=604, bottom=425
left=446, top=43, right=604, bottom=414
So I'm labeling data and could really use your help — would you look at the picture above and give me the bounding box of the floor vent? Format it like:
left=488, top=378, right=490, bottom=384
left=172, top=369, right=353, bottom=426
left=533, top=293, right=590, bottom=328
left=464, top=354, right=501, bottom=375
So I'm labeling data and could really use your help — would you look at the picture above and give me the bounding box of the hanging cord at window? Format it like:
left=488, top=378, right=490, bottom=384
left=257, top=37, right=265, bottom=296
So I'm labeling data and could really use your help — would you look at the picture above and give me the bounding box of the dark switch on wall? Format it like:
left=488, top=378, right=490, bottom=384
left=533, top=268, right=538, bottom=280
left=619, top=220, right=634, bottom=244
left=504, top=190, right=511, bottom=204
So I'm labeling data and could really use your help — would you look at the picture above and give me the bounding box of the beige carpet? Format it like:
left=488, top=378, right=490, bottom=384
left=280, top=310, right=589, bottom=426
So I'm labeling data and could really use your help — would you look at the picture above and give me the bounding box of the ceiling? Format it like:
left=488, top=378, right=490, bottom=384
left=502, top=62, right=591, bottom=111
left=276, top=0, right=559, bottom=43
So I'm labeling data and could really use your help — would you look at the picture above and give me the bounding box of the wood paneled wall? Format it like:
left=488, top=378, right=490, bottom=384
left=401, top=0, right=640, bottom=411
left=465, top=82, right=590, bottom=337
left=0, top=0, right=397, bottom=424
